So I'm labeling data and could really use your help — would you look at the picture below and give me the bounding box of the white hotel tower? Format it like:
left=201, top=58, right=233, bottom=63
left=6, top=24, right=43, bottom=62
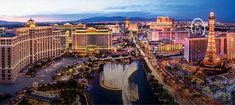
left=0, top=19, right=65, bottom=83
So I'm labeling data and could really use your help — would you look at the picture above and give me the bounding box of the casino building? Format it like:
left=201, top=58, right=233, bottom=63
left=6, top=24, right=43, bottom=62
left=184, top=36, right=227, bottom=63
left=53, top=23, right=86, bottom=51
left=124, top=18, right=139, bottom=32
left=227, top=32, right=235, bottom=60
left=0, top=19, right=66, bottom=83
left=0, top=19, right=113, bottom=83
left=148, top=16, right=190, bottom=44
left=72, top=27, right=112, bottom=53
left=150, top=30, right=190, bottom=44
left=150, top=16, right=174, bottom=31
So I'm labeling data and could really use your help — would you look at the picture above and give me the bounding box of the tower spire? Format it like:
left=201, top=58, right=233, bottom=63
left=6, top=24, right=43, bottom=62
left=202, top=12, right=221, bottom=67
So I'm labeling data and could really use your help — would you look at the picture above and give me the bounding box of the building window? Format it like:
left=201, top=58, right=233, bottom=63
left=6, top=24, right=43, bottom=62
left=2, top=47, right=5, bottom=68
left=7, top=48, right=11, bottom=68
left=2, top=70, right=5, bottom=74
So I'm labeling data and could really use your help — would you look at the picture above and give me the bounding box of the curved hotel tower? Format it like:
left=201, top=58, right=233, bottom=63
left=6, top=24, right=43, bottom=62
left=0, top=19, right=112, bottom=83
left=0, top=19, right=66, bottom=83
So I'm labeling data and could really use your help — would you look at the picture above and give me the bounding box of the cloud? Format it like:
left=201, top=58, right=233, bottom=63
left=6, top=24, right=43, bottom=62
left=0, top=0, right=234, bottom=22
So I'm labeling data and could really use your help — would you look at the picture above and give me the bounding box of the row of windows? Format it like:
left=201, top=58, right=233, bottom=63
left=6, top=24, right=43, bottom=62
left=1, top=47, right=11, bottom=68
left=0, top=39, right=12, bottom=45
left=1, top=48, right=5, bottom=68
left=1, top=74, right=11, bottom=77
left=1, top=69, right=11, bottom=80
left=2, top=70, right=11, bottom=74
left=1, top=77, right=11, bottom=80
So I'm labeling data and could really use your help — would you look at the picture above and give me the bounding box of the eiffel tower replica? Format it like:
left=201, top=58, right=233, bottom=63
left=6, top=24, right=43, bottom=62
left=202, top=12, right=221, bottom=67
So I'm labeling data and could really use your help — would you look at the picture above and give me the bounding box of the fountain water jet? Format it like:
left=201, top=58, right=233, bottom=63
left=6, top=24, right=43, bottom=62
left=100, top=62, right=139, bottom=105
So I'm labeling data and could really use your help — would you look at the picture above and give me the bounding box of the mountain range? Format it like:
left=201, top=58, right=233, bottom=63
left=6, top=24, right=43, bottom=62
left=71, top=16, right=154, bottom=23
left=0, top=16, right=155, bottom=25
left=0, top=20, right=22, bottom=25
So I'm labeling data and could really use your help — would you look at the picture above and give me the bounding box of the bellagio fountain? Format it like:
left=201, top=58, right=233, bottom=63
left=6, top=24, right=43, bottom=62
left=100, top=62, right=139, bottom=105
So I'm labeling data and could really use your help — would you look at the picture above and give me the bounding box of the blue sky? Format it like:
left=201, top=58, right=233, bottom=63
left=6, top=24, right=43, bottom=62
left=0, top=0, right=234, bottom=22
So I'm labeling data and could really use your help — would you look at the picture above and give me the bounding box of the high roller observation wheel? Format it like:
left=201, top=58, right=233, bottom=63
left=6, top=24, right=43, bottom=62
left=191, top=18, right=206, bottom=36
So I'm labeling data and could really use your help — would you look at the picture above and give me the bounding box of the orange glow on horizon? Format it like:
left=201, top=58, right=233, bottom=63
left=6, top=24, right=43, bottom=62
left=0, top=16, right=66, bottom=22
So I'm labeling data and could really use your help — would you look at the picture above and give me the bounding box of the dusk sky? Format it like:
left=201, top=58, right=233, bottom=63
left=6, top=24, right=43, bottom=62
left=0, top=0, right=234, bottom=22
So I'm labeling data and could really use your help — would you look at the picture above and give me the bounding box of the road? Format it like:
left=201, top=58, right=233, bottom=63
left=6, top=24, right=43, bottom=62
left=133, top=36, right=219, bottom=105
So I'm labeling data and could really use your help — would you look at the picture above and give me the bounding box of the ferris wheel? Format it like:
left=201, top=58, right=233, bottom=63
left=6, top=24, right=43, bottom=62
left=191, top=18, right=206, bottom=36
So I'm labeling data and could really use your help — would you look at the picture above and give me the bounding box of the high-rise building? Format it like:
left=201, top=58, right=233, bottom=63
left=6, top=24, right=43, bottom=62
left=124, top=18, right=138, bottom=32
left=227, top=33, right=235, bottom=60
left=156, top=16, right=174, bottom=24
left=150, top=30, right=190, bottom=44
left=53, top=23, right=86, bottom=51
left=128, top=23, right=138, bottom=32
left=125, top=18, right=131, bottom=29
left=106, top=23, right=120, bottom=34
left=148, top=16, right=189, bottom=44
left=0, top=19, right=65, bottom=83
left=184, top=36, right=227, bottom=63
left=72, top=27, right=112, bottom=53
left=0, top=19, right=114, bottom=83
left=202, top=12, right=221, bottom=67
left=150, top=16, right=174, bottom=31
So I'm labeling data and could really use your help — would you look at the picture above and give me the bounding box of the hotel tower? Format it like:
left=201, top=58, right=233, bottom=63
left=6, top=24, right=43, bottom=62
left=0, top=19, right=65, bottom=83
left=0, top=19, right=113, bottom=83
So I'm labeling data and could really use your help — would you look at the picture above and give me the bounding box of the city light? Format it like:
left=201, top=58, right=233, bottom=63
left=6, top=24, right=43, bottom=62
left=0, top=1, right=235, bottom=105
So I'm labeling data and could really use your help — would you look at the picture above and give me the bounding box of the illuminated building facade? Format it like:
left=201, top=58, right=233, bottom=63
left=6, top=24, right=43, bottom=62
left=202, top=12, right=221, bottom=67
left=150, top=16, right=174, bottom=31
left=148, top=16, right=190, bottom=43
left=156, top=16, right=174, bottom=24
left=125, top=18, right=131, bottom=29
left=150, top=30, right=190, bottom=44
left=227, top=33, right=235, bottom=60
left=156, top=43, right=183, bottom=52
left=124, top=18, right=138, bottom=32
left=154, top=43, right=184, bottom=56
left=72, top=27, right=112, bottom=53
left=0, top=19, right=113, bottom=83
left=184, top=36, right=227, bottom=63
left=53, top=23, right=86, bottom=51
left=0, top=19, right=65, bottom=83
left=128, top=23, right=138, bottom=32
left=107, top=23, right=120, bottom=34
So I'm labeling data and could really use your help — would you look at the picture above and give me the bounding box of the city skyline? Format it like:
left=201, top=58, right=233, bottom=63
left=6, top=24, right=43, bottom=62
left=0, top=0, right=234, bottom=22
left=1, top=3, right=235, bottom=104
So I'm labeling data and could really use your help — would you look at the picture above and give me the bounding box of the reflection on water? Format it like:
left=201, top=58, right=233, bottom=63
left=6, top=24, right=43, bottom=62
left=232, top=93, right=235, bottom=105
left=87, top=61, right=156, bottom=105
